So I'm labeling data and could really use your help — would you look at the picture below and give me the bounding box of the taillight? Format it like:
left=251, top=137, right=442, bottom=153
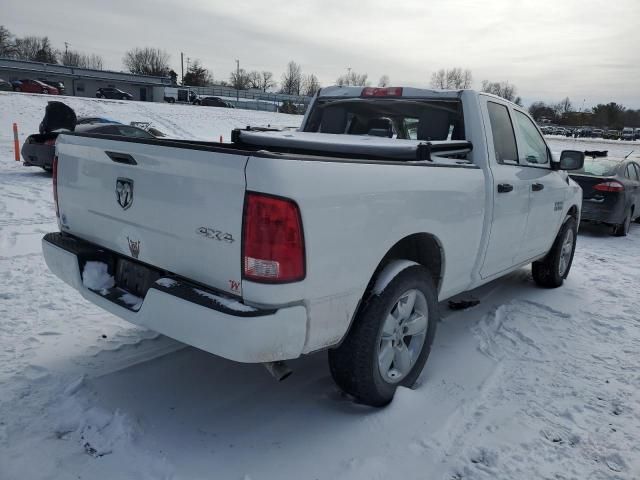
left=593, top=181, right=624, bottom=192
left=242, top=192, right=305, bottom=283
left=361, top=87, right=403, bottom=97
left=52, top=155, right=59, bottom=218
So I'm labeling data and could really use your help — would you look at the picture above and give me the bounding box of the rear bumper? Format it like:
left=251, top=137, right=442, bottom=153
left=42, top=233, right=308, bottom=363
left=580, top=197, right=625, bottom=225
left=21, top=142, right=54, bottom=168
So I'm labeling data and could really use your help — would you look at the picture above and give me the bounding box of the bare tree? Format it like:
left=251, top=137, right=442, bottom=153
left=247, top=71, right=262, bottom=89
left=60, top=49, right=82, bottom=67
left=0, top=25, right=16, bottom=58
left=378, top=74, right=390, bottom=87
left=554, top=97, right=573, bottom=116
left=281, top=61, right=303, bottom=95
left=481, top=80, right=522, bottom=105
left=431, top=67, right=472, bottom=89
left=260, top=71, right=276, bottom=92
left=430, top=69, right=446, bottom=89
left=302, top=74, right=321, bottom=96
left=83, top=53, right=103, bottom=70
left=229, top=68, right=251, bottom=90
left=336, top=70, right=369, bottom=86
left=14, top=36, right=57, bottom=63
left=246, top=71, right=277, bottom=91
left=123, top=47, right=170, bottom=76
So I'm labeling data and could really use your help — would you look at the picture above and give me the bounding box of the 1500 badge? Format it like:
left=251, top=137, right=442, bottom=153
left=197, top=227, right=235, bottom=243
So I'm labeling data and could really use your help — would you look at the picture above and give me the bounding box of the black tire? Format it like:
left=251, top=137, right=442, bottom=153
left=14, top=86, right=21, bottom=92
left=532, top=216, right=577, bottom=288
left=42, top=166, right=52, bottom=173
left=328, top=265, right=438, bottom=407
left=613, top=209, right=632, bottom=236
left=42, top=89, right=49, bottom=94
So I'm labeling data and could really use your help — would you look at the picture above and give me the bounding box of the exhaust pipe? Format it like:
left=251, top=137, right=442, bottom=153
left=263, top=361, right=292, bottom=381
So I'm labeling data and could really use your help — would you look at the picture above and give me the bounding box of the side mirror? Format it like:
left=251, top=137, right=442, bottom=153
left=557, top=150, right=584, bottom=171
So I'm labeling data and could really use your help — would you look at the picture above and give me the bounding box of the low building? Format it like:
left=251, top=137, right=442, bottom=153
left=0, top=58, right=171, bottom=101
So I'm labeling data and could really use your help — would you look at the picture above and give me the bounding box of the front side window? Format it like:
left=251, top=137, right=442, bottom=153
left=514, top=110, right=549, bottom=165
left=487, top=102, right=518, bottom=164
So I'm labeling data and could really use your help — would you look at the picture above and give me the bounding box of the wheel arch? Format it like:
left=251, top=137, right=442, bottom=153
left=336, top=232, right=445, bottom=346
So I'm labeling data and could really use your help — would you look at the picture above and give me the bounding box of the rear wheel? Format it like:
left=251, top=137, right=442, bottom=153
left=532, top=217, right=577, bottom=288
left=14, top=86, right=21, bottom=92
left=613, top=210, right=632, bottom=236
left=42, top=88, right=49, bottom=94
left=328, top=265, right=438, bottom=407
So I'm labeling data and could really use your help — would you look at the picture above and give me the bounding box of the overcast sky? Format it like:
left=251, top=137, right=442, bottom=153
left=5, top=0, right=640, bottom=107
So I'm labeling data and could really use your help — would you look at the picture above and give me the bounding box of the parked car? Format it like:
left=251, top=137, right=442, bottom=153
left=96, top=87, right=133, bottom=100
left=43, top=87, right=584, bottom=406
left=200, top=96, right=234, bottom=108
left=21, top=102, right=153, bottom=171
left=40, top=80, right=66, bottom=95
left=604, top=130, right=621, bottom=140
left=0, top=78, right=12, bottom=91
left=592, top=128, right=604, bottom=138
left=621, top=127, right=635, bottom=141
left=12, top=79, right=59, bottom=95
left=569, top=155, right=640, bottom=235
left=635, top=128, right=640, bottom=140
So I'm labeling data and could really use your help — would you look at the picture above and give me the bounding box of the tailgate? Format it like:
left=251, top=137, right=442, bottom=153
left=55, top=134, right=248, bottom=296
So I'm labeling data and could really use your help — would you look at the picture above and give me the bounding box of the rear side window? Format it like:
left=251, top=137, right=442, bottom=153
left=513, top=110, right=549, bottom=165
left=625, top=164, right=639, bottom=181
left=487, top=102, right=518, bottom=164
left=633, top=163, right=640, bottom=180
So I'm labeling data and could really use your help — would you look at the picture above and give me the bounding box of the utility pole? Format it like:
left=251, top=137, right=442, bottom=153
left=180, top=52, right=184, bottom=85
left=235, top=59, right=240, bottom=102
left=64, top=42, right=69, bottom=55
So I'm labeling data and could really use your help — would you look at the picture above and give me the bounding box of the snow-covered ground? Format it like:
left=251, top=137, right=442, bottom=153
left=0, top=92, right=639, bottom=479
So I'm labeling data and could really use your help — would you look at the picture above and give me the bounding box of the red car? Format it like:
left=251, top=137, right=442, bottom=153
left=12, top=79, right=59, bottom=95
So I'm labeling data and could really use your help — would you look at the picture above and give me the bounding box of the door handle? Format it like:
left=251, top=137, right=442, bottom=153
left=532, top=183, right=545, bottom=192
left=105, top=151, right=137, bottom=165
left=497, top=183, right=514, bottom=193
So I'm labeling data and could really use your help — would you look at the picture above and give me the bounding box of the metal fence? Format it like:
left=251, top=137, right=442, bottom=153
left=186, top=85, right=311, bottom=113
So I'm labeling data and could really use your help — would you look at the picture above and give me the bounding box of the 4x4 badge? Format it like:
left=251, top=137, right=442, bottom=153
left=116, top=177, right=134, bottom=210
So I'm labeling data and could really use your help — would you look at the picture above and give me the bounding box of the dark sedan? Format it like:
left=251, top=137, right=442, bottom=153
left=96, top=87, right=133, bottom=100
left=200, top=96, right=234, bottom=108
left=570, top=156, right=640, bottom=236
left=0, top=78, right=12, bottom=91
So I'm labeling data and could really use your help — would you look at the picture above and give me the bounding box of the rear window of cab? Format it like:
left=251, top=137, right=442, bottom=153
left=574, top=159, right=619, bottom=177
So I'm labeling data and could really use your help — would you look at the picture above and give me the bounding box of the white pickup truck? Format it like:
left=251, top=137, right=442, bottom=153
left=43, top=86, right=585, bottom=406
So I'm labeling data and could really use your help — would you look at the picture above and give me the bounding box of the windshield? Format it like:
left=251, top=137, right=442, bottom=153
left=303, top=98, right=464, bottom=141
left=574, top=158, right=620, bottom=176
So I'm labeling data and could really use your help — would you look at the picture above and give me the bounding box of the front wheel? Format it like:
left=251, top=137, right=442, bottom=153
left=532, top=217, right=577, bottom=288
left=328, top=265, right=438, bottom=407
